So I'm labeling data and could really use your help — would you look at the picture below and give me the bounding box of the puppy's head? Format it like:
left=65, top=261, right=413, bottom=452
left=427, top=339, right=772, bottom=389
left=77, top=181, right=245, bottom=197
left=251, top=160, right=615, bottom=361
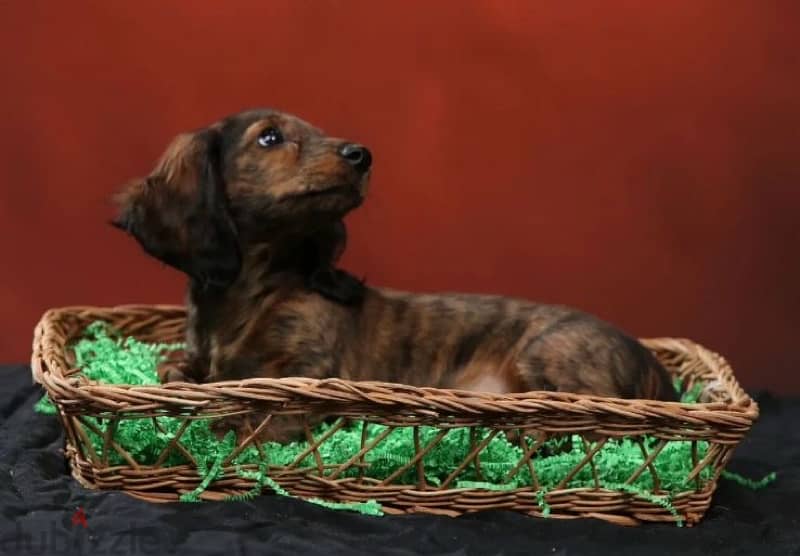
left=113, top=109, right=372, bottom=289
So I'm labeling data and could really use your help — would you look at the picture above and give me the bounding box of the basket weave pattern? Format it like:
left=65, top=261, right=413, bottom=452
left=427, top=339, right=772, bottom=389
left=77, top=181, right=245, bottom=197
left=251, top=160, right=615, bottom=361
left=31, top=305, right=758, bottom=526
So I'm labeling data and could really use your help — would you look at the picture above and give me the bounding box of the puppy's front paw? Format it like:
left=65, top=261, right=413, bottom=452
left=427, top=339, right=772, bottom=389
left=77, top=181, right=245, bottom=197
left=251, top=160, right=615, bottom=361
left=157, top=361, right=198, bottom=384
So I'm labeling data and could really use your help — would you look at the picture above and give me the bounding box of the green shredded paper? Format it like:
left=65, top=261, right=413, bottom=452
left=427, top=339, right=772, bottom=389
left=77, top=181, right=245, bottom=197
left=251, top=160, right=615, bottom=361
left=36, top=322, right=774, bottom=522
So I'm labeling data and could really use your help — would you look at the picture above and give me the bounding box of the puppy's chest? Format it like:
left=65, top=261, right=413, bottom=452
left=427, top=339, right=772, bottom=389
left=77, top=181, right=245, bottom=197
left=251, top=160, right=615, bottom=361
left=262, top=303, right=344, bottom=351
left=205, top=295, right=351, bottom=379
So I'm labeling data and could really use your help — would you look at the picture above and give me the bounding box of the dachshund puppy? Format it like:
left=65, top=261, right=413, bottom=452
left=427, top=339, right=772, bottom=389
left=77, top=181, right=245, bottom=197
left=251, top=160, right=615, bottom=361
left=113, top=109, right=677, bottom=441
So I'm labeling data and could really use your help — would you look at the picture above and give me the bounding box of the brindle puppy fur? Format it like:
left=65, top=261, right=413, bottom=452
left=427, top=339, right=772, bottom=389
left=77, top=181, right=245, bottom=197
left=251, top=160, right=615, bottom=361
left=114, top=109, right=677, bottom=441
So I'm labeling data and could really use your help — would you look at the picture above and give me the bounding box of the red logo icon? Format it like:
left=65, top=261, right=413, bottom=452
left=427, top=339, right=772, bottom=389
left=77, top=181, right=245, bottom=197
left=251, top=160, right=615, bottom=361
left=71, top=507, right=88, bottom=528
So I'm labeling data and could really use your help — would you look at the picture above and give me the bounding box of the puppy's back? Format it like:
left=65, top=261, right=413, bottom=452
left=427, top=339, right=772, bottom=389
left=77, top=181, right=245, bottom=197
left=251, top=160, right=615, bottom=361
left=352, top=288, right=677, bottom=401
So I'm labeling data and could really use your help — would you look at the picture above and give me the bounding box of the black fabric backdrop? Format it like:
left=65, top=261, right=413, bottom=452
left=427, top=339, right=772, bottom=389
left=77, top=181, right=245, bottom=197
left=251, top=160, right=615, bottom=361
left=0, top=364, right=797, bottom=556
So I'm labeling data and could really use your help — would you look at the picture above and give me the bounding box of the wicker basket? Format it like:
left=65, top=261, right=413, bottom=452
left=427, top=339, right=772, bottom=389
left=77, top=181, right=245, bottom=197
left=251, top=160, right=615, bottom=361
left=31, top=305, right=758, bottom=526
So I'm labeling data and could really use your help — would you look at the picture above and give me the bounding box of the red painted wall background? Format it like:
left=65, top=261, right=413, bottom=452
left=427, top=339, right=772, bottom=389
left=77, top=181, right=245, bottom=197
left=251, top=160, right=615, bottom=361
left=1, top=2, right=798, bottom=392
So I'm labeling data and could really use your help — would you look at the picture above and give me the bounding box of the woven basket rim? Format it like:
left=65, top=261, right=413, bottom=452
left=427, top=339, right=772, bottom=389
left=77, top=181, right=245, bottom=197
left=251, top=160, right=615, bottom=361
left=31, top=304, right=759, bottom=427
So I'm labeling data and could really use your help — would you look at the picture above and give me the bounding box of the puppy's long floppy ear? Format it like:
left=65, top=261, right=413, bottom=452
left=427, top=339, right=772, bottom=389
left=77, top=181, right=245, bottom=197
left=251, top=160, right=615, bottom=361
left=112, top=129, right=241, bottom=289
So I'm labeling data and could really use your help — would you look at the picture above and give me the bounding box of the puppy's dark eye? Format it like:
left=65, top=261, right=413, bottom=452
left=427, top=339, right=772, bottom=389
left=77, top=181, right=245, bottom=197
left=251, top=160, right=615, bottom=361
left=257, top=127, right=283, bottom=148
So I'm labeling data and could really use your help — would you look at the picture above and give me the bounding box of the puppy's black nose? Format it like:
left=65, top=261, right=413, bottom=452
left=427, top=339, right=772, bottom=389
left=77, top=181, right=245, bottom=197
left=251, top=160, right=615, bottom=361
left=339, top=143, right=372, bottom=172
